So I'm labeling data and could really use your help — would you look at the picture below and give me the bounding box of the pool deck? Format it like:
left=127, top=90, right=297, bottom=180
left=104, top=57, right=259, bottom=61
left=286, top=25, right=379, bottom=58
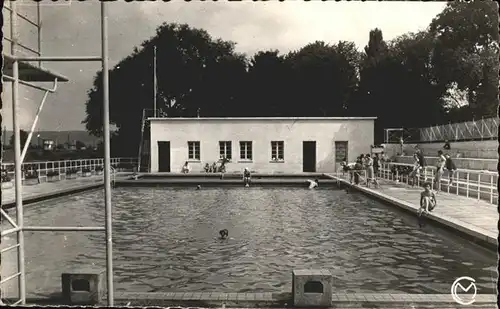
left=326, top=173, right=498, bottom=249
left=1, top=173, right=132, bottom=209
left=5, top=292, right=496, bottom=308
left=113, top=292, right=496, bottom=308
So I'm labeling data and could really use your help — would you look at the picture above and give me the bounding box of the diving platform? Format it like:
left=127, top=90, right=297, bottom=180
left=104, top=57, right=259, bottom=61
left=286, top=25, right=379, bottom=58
left=2, top=54, right=69, bottom=82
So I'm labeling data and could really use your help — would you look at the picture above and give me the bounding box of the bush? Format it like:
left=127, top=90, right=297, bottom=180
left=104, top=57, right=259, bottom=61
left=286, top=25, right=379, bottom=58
left=47, top=170, right=60, bottom=177
left=82, top=167, right=91, bottom=173
left=118, top=163, right=136, bottom=170
left=66, top=168, right=79, bottom=175
left=24, top=170, right=39, bottom=180
left=2, top=173, right=11, bottom=183
left=95, top=166, right=104, bottom=172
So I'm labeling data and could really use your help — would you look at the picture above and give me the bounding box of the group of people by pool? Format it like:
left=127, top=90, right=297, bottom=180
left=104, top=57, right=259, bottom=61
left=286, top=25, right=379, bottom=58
left=182, top=158, right=230, bottom=175
left=183, top=159, right=320, bottom=189
left=340, top=152, right=385, bottom=188
left=337, top=149, right=440, bottom=225
left=408, top=148, right=457, bottom=190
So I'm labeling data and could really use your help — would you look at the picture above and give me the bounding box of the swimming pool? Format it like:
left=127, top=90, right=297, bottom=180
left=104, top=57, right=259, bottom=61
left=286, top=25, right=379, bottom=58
left=1, top=186, right=496, bottom=298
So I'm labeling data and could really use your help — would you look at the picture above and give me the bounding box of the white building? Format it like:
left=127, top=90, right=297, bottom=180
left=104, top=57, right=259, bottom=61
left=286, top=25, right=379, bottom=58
left=43, top=139, right=55, bottom=151
left=149, top=117, right=375, bottom=173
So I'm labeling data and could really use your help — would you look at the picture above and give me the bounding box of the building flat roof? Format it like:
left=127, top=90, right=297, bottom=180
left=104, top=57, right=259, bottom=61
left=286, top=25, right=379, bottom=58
left=2, top=54, right=69, bottom=82
left=149, top=117, right=377, bottom=121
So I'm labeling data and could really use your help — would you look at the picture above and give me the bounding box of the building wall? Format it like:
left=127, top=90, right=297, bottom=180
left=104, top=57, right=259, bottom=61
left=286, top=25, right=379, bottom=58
left=149, top=118, right=375, bottom=173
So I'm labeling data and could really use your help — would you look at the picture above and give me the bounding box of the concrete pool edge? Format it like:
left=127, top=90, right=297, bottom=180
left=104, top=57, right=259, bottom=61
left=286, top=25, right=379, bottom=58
left=1, top=173, right=136, bottom=209
left=1, top=181, right=104, bottom=209
left=6, top=293, right=497, bottom=307
left=0, top=173, right=339, bottom=209
left=113, top=292, right=497, bottom=305
left=114, top=179, right=339, bottom=187
left=324, top=174, right=498, bottom=250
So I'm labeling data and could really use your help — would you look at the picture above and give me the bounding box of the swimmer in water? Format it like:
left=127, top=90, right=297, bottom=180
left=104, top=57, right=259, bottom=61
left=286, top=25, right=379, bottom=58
left=306, top=179, right=319, bottom=189
left=219, top=229, right=229, bottom=240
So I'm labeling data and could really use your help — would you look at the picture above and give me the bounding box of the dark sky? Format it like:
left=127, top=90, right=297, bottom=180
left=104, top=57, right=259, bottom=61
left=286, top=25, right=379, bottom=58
left=1, top=0, right=445, bottom=131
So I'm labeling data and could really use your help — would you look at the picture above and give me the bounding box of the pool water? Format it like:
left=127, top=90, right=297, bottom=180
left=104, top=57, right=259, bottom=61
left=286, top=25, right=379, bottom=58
left=1, top=187, right=496, bottom=298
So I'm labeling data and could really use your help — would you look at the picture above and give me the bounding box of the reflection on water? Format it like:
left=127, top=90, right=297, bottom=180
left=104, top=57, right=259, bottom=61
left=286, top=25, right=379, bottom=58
left=1, top=187, right=496, bottom=297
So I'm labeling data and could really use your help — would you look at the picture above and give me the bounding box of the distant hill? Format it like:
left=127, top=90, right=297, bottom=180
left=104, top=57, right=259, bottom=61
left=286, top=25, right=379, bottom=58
left=1, top=130, right=102, bottom=147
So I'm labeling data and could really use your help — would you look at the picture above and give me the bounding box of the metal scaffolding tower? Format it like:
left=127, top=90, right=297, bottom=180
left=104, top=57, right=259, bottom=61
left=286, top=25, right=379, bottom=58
left=1, top=1, right=114, bottom=306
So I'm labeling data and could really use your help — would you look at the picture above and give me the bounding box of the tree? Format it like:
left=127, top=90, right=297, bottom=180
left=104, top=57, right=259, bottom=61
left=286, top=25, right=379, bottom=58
left=386, top=31, right=447, bottom=127
left=75, top=140, right=86, bottom=150
left=351, top=28, right=389, bottom=118
left=9, top=129, right=29, bottom=150
left=245, top=50, right=293, bottom=116
left=83, top=23, right=247, bottom=156
left=429, top=0, right=499, bottom=119
left=286, top=41, right=360, bottom=116
left=354, top=29, right=448, bottom=142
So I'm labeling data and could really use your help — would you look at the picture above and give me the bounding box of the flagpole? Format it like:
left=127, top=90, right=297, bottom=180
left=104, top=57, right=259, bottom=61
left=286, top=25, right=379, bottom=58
left=153, top=46, right=157, bottom=118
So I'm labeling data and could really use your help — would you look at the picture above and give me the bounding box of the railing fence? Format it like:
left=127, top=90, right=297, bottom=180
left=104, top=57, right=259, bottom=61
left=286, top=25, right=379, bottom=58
left=385, top=117, right=498, bottom=143
left=1, top=157, right=137, bottom=182
left=378, top=162, right=497, bottom=204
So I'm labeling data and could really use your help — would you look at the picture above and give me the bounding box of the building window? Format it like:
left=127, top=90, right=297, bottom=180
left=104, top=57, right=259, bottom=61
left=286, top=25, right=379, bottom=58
left=188, top=141, right=200, bottom=160
left=240, top=141, right=253, bottom=160
left=219, top=141, right=232, bottom=160
left=271, top=141, right=284, bottom=161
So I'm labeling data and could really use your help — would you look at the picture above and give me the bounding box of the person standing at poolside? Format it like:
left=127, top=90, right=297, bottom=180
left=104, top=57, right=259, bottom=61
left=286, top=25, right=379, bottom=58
left=373, top=153, right=380, bottom=179
left=380, top=151, right=388, bottom=163
left=353, top=157, right=364, bottom=185
left=434, top=150, right=446, bottom=191
left=408, top=153, right=420, bottom=187
left=341, top=161, right=356, bottom=183
left=444, top=154, right=457, bottom=186
left=415, top=149, right=426, bottom=168
left=364, top=153, right=379, bottom=188
left=415, top=148, right=426, bottom=181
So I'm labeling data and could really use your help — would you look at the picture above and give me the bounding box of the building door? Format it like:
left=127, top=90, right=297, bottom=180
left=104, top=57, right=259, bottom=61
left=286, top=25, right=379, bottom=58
left=335, top=141, right=348, bottom=168
left=302, top=141, right=316, bottom=172
left=157, top=141, right=171, bottom=172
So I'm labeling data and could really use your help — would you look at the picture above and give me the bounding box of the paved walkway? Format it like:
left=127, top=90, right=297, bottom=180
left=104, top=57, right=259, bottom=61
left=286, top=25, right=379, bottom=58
left=113, top=291, right=497, bottom=303
left=1, top=174, right=125, bottom=206
left=328, top=174, right=498, bottom=246
left=8, top=292, right=496, bottom=308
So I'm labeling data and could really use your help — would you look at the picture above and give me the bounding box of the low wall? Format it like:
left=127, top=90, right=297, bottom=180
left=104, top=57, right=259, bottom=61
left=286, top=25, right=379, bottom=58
left=384, top=140, right=497, bottom=159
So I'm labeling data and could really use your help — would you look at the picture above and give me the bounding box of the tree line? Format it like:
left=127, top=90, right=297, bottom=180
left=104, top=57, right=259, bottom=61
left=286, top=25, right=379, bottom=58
left=7, top=130, right=88, bottom=151
left=83, top=1, right=499, bottom=156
